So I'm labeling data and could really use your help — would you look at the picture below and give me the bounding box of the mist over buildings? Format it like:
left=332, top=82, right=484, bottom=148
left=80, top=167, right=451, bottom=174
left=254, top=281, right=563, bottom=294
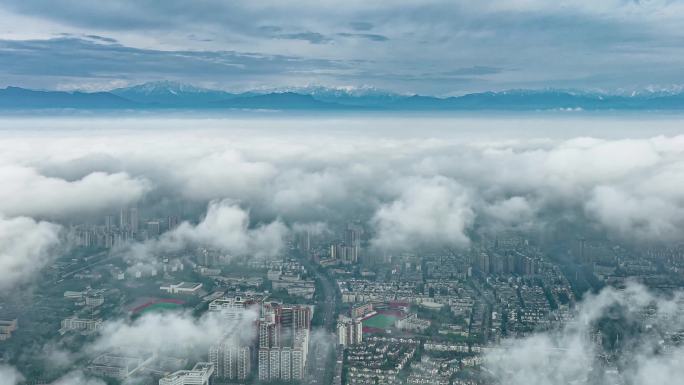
left=1, top=115, right=684, bottom=384
left=1, top=116, right=684, bottom=287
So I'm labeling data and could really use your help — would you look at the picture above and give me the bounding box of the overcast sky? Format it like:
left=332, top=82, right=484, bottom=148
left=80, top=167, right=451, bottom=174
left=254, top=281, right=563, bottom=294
left=1, top=1, right=684, bottom=95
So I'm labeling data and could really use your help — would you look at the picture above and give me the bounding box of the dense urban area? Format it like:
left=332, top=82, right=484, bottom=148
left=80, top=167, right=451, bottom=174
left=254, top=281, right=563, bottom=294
left=1, top=205, right=683, bottom=385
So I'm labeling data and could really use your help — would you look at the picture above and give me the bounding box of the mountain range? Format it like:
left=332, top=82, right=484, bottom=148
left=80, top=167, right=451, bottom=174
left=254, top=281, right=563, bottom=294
left=1, top=81, right=684, bottom=111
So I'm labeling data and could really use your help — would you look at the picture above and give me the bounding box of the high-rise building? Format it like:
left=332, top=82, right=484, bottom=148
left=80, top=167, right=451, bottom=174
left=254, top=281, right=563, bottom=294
left=119, top=207, right=129, bottom=230
left=168, top=215, right=179, bottom=230
left=257, top=303, right=311, bottom=381
left=207, top=296, right=261, bottom=380
left=345, top=223, right=363, bottom=262
left=129, top=207, right=139, bottom=233
left=297, top=231, right=311, bottom=254
left=105, top=215, right=115, bottom=231
left=331, top=242, right=359, bottom=264
left=478, top=252, right=491, bottom=274
left=146, top=221, right=161, bottom=237
left=337, top=316, right=363, bottom=347
left=209, top=338, right=251, bottom=380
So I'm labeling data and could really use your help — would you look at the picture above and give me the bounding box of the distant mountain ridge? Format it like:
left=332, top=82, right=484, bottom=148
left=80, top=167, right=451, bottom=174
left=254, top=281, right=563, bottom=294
left=0, top=86, right=135, bottom=109
left=2, top=82, right=684, bottom=110
left=110, top=81, right=239, bottom=106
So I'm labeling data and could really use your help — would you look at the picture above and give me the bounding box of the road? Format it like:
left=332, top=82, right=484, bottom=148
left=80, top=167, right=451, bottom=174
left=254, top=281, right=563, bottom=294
left=59, top=251, right=112, bottom=280
left=297, top=253, right=340, bottom=384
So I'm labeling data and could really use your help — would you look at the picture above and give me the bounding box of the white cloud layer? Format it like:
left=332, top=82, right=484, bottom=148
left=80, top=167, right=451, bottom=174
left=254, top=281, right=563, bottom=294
left=0, top=365, right=23, bottom=385
left=89, top=308, right=258, bottom=356
left=127, top=200, right=288, bottom=262
left=0, top=215, right=61, bottom=290
left=371, top=176, right=474, bottom=251
left=0, top=165, right=149, bottom=219
left=1, top=116, right=684, bottom=258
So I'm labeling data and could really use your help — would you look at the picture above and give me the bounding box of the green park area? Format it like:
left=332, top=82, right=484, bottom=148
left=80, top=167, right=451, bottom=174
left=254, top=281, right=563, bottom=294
left=138, top=301, right=183, bottom=315
left=362, top=313, right=399, bottom=329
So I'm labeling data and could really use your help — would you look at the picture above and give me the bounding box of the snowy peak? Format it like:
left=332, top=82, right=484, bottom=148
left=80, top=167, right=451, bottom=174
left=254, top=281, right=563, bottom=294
left=3, top=82, right=684, bottom=110
left=110, top=81, right=235, bottom=105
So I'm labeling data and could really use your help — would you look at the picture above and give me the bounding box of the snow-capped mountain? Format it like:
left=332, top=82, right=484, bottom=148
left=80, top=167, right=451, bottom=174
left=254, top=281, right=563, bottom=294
left=3, top=82, right=684, bottom=110
left=110, top=81, right=237, bottom=105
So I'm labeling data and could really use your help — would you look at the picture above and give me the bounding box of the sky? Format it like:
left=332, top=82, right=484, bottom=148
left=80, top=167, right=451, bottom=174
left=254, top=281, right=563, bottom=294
left=1, top=0, right=684, bottom=95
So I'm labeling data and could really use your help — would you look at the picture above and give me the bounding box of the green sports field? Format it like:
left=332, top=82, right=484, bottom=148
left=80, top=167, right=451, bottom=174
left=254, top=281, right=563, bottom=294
left=138, top=302, right=182, bottom=314
left=362, top=313, right=399, bottom=329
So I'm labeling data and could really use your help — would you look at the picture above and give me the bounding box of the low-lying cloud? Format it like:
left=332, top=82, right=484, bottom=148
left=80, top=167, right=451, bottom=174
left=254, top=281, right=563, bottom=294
left=486, top=283, right=684, bottom=385
left=0, top=365, right=23, bottom=385
left=1, top=117, right=684, bottom=257
left=0, top=165, right=149, bottom=219
left=371, top=176, right=474, bottom=251
left=125, top=200, right=287, bottom=265
left=89, top=308, right=258, bottom=357
left=0, top=215, right=62, bottom=290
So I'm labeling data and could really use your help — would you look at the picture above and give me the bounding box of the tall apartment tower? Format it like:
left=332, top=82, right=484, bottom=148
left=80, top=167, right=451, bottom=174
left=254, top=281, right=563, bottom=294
left=104, top=215, right=114, bottom=231
left=337, top=315, right=363, bottom=347
left=257, top=303, right=311, bottom=382
left=129, top=207, right=139, bottom=233
left=119, top=207, right=129, bottom=230
left=209, top=338, right=251, bottom=380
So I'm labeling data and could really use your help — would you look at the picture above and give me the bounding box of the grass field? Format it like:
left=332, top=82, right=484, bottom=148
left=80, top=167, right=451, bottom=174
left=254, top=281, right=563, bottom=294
left=136, top=301, right=183, bottom=315
left=362, top=313, right=399, bottom=329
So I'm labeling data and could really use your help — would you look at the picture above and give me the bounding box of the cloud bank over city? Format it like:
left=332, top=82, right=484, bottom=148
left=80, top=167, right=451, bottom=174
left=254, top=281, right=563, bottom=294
left=2, top=116, right=684, bottom=292
left=486, top=282, right=684, bottom=385
left=0, top=309, right=258, bottom=385
left=1, top=1, right=684, bottom=94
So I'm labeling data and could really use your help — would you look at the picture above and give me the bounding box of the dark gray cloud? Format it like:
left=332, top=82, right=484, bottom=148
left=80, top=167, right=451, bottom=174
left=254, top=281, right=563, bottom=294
left=0, top=37, right=349, bottom=90
left=276, top=32, right=332, bottom=44
left=338, top=33, right=389, bottom=42
left=1, top=1, right=684, bottom=93
left=83, top=35, right=117, bottom=43
left=442, top=66, right=504, bottom=76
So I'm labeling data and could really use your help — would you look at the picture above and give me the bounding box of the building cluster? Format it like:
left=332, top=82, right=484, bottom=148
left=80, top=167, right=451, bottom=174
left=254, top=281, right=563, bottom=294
left=339, top=280, right=419, bottom=303
left=257, top=302, right=312, bottom=381
left=12, top=207, right=684, bottom=385
left=59, top=316, right=103, bottom=335
left=301, top=222, right=364, bottom=265
left=73, top=207, right=180, bottom=249
left=396, top=313, right=431, bottom=332
left=345, top=337, right=418, bottom=385
left=328, top=224, right=363, bottom=264
left=267, top=260, right=316, bottom=299
left=207, top=295, right=262, bottom=382
left=406, top=356, right=458, bottom=385
left=337, top=315, right=363, bottom=347
left=88, top=350, right=157, bottom=380
left=0, top=318, right=17, bottom=341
